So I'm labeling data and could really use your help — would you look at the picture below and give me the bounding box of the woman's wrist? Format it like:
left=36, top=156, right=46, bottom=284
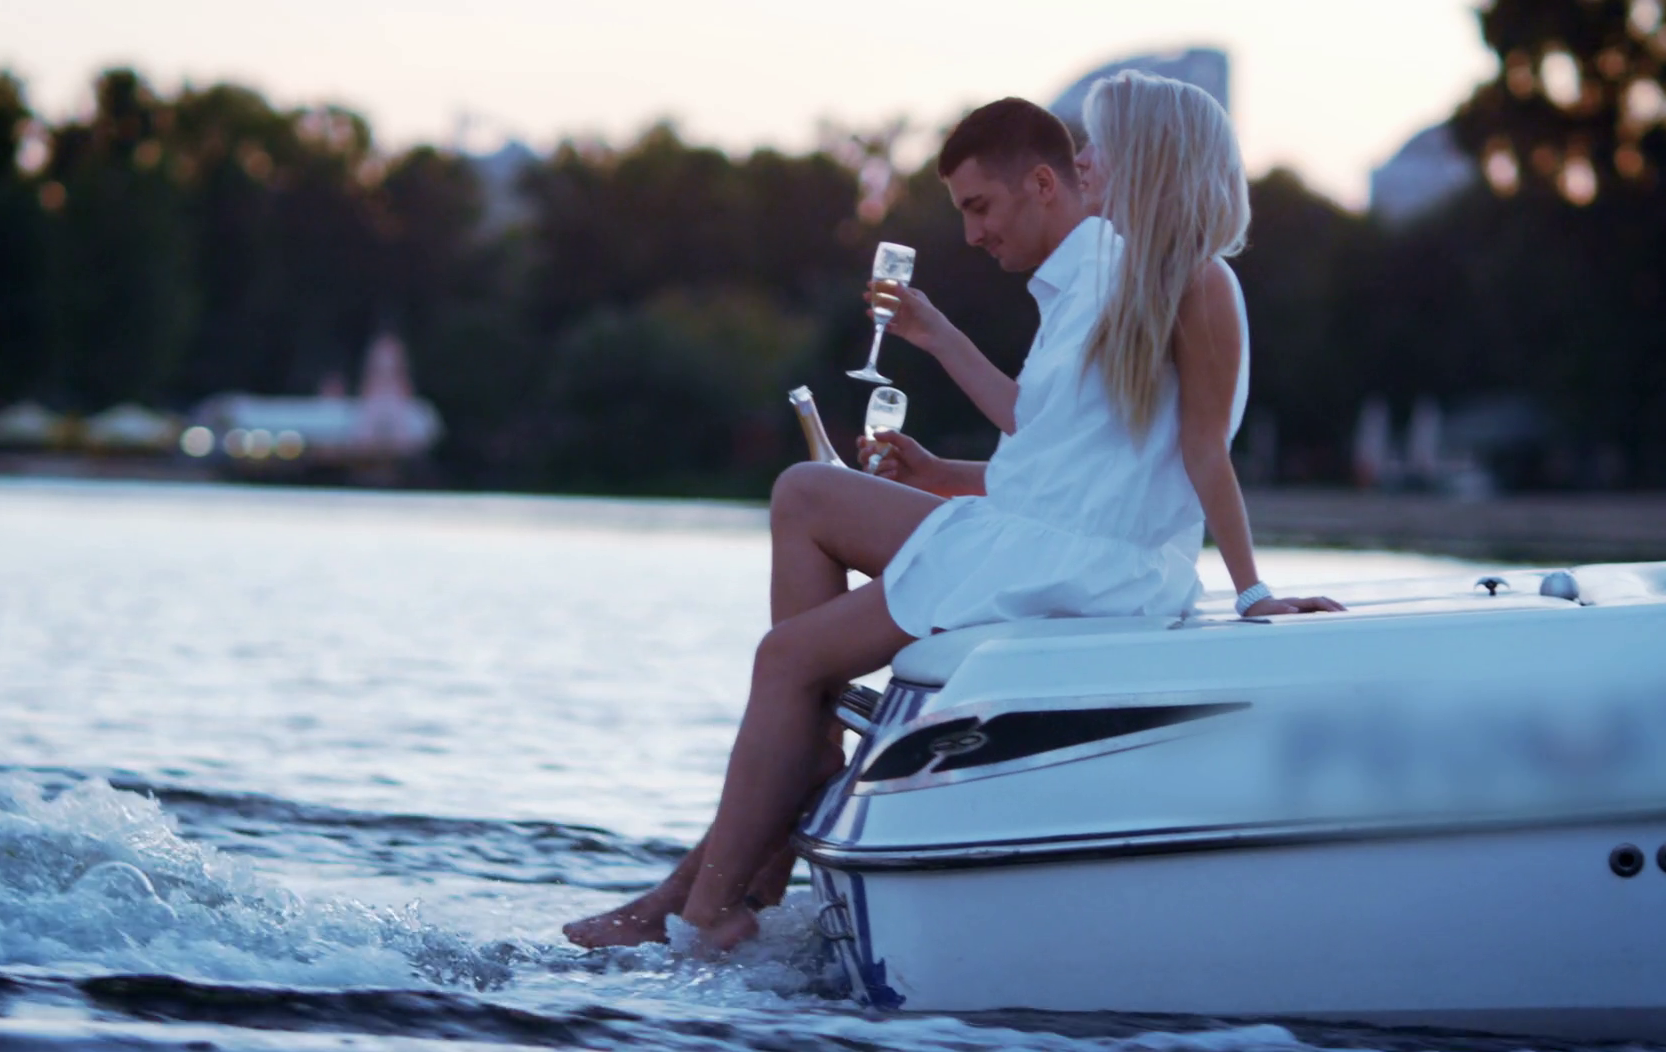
left=1234, top=581, right=1272, bottom=616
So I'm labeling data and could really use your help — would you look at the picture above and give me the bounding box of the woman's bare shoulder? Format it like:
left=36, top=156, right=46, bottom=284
left=1174, top=259, right=1242, bottom=359
left=1183, top=258, right=1239, bottom=312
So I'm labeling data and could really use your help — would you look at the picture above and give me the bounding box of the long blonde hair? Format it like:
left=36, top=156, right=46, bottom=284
left=1081, top=71, right=1249, bottom=440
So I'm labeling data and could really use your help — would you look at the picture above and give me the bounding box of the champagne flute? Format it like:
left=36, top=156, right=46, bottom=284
left=863, top=386, right=908, bottom=473
left=848, top=242, right=916, bottom=383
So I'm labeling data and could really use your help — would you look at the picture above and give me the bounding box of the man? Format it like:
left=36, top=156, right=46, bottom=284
left=859, top=95, right=1096, bottom=494
left=564, top=97, right=1099, bottom=950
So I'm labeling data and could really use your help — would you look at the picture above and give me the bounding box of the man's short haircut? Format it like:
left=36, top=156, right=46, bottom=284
left=936, top=97, right=1078, bottom=189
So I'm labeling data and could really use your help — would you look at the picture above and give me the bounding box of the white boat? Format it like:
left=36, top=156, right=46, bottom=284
left=796, top=561, right=1666, bottom=1041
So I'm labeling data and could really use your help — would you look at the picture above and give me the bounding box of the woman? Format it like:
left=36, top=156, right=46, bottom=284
left=565, top=74, right=1339, bottom=953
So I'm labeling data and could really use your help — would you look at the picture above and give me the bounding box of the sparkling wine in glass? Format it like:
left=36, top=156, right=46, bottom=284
left=848, top=242, right=916, bottom=383
left=862, top=386, right=908, bottom=473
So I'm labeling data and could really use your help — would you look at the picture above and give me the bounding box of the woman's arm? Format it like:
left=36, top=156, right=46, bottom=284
left=1174, top=262, right=1342, bottom=616
left=870, top=283, right=1019, bottom=435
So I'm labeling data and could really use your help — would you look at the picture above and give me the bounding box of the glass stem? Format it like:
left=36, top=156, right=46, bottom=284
left=864, top=323, right=886, bottom=372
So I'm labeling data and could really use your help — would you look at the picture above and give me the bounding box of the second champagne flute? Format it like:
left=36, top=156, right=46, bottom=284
left=848, top=242, right=916, bottom=383
left=863, top=386, right=908, bottom=473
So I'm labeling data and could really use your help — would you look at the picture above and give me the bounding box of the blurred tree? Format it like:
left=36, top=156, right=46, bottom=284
left=1230, top=169, right=1373, bottom=478
left=263, top=104, right=382, bottom=393
left=1448, top=0, right=1666, bottom=484
left=382, top=146, right=487, bottom=327
left=535, top=289, right=815, bottom=494
left=381, top=145, right=537, bottom=488
left=520, top=124, right=860, bottom=336
left=1453, top=0, right=1665, bottom=203
left=406, top=300, right=537, bottom=488
left=0, top=71, right=49, bottom=402
left=164, top=83, right=301, bottom=400
left=41, top=69, right=198, bottom=408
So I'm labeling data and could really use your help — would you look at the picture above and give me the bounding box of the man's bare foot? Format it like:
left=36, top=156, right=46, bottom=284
left=682, top=904, right=760, bottom=954
left=564, top=894, right=678, bottom=949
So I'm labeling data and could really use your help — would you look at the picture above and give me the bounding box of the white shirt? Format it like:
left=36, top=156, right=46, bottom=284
left=881, top=216, right=1251, bottom=637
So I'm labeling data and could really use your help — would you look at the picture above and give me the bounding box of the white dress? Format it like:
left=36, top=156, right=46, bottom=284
left=882, top=217, right=1251, bottom=638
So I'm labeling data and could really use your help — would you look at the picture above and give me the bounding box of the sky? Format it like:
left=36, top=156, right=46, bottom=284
left=0, top=0, right=1499, bottom=209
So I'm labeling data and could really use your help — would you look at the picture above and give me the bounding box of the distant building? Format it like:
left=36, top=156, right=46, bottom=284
left=0, top=401, right=180, bottom=452
left=467, top=140, right=537, bottom=235
left=83, top=404, right=180, bottom=451
left=1369, top=123, right=1478, bottom=226
left=189, top=332, right=442, bottom=472
left=1051, top=48, right=1231, bottom=138
left=0, top=402, right=70, bottom=448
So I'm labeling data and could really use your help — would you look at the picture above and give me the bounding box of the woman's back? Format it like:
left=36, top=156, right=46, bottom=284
left=985, top=243, right=1251, bottom=552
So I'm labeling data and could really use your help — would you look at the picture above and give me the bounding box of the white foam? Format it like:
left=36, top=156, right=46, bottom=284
left=0, top=775, right=506, bottom=989
left=563, top=892, right=844, bottom=1011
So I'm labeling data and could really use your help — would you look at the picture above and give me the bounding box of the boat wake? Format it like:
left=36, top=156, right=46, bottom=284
left=2, top=770, right=1633, bottom=1052
left=0, top=770, right=842, bottom=1000
left=0, top=771, right=521, bottom=989
left=2, top=766, right=690, bottom=890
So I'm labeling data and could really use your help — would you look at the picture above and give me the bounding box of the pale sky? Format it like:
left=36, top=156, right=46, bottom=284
left=0, top=0, right=1498, bottom=209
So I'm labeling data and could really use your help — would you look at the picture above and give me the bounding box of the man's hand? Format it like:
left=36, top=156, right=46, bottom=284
left=1243, top=596, right=1347, bottom=617
left=866, top=282, right=956, bottom=357
left=857, top=429, right=947, bottom=492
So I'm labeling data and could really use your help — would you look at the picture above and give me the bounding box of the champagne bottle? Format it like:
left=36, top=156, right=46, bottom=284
left=787, top=386, right=848, bottom=468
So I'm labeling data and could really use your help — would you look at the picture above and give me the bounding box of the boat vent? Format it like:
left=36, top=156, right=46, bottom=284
left=857, top=702, right=1249, bottom=785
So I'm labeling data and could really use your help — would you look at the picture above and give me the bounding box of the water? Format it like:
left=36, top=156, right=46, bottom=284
left=0, top=479, right=1611, bottom=1052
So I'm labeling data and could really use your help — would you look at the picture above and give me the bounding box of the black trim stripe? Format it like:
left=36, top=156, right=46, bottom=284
left=857, top=701, right=1249, bottom=785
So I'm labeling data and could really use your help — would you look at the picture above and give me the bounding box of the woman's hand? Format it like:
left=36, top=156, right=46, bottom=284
left=866, top=282, right=957, bottom=357
left=1243, top=595, right=1347, bottom=617
left=857, top=429, right=947, bottom=491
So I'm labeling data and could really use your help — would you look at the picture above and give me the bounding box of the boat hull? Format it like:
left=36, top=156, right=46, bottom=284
left=810, top=817, right=1666, bottom=1039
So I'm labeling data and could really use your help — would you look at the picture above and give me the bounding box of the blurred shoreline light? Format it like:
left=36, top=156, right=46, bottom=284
left=223, top=428, right=249, bottom=458
left=274, top=430, right=305, bottom=460
left=179, top=426, right=215, bottom=458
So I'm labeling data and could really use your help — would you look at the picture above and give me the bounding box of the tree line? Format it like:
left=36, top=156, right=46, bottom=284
left=1, top=0, right=1662, bottom=493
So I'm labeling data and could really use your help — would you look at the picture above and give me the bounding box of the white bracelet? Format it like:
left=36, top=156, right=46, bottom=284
left=1235, top=581, right=1272, bottom=616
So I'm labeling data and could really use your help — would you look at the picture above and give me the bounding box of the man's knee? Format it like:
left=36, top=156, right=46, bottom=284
left=770, top=461, right=839, bottom=526
left=754, top=622, right=837, bottom=692
left=752, top=624, right=799, bottom=683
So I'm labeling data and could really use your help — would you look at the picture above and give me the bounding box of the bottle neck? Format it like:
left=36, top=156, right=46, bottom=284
left=789, top=390, right=846, bottom=468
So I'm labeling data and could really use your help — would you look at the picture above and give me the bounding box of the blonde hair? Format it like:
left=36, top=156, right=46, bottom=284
left=1081, top=71, right=1250, bottom=440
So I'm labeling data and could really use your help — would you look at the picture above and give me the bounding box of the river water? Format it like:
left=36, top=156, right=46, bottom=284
left=0, top=479, right=1611, bottom=1051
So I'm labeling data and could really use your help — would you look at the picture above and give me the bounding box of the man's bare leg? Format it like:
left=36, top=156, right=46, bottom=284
left=681, top=581, right=913, bottom=949
left=562, top=466, right=940, bottom=948
left=561, top=834, right=709, bottom=949
left=561, top=732, right=842, bottom=949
